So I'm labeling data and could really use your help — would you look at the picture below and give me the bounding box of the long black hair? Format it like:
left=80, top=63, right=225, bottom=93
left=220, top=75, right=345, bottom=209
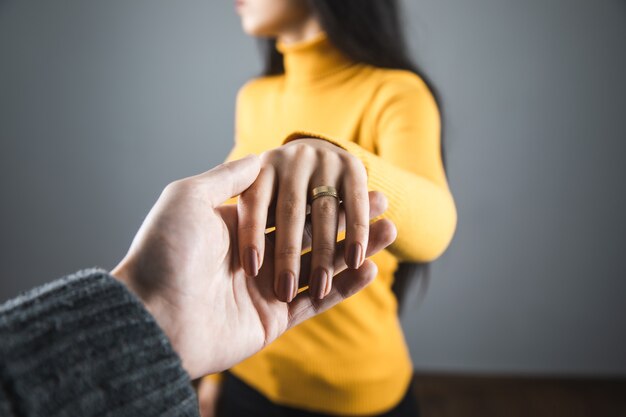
left=259, top=0, right=447, bottom=312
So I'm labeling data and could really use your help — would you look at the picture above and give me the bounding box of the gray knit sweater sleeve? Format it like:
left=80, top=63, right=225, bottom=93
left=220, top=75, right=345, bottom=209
left=0, top=268, right=199, bottom=417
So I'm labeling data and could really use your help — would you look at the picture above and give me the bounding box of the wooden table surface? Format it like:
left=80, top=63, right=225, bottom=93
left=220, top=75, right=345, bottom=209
left=412, top=373, right=626, bottom=417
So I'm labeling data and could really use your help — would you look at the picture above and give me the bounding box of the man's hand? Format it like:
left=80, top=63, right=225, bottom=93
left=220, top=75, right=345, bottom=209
left=111, top=155, right=396, bottom=379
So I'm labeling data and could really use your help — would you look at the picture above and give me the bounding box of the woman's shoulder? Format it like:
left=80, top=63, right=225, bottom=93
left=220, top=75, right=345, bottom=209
left=369, top=67, right=434, bottom=101
left=362, top=67, right=438, bottom=117
left=236, top=75, right=283, bottom=102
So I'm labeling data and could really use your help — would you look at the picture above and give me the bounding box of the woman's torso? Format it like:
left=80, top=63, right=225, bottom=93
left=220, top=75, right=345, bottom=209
left=221, top=33, right=431, bottom=415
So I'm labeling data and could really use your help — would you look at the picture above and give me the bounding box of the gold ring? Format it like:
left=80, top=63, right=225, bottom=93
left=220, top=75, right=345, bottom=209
left=310, top=185, right=340, bottom=202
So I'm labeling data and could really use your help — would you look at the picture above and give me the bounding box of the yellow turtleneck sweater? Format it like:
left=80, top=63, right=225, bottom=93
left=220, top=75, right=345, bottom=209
left=211, top=32, right=457, bottom=415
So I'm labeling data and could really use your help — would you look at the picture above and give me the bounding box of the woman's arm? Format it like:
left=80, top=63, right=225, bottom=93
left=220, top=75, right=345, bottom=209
left=283, top=74, right=457, bottom=262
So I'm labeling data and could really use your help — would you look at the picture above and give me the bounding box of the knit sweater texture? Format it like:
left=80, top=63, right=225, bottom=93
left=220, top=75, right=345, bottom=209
left=210, top=32, right=458, bottom=415
left=0, top=268, right=198, bottom=416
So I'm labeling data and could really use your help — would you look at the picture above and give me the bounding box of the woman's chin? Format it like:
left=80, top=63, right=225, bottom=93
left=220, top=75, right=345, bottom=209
left=240, top=20, right=277, bottom=38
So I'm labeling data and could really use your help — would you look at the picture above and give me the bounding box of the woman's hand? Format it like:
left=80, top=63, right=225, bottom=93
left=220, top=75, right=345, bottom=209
left=237, top=138, right=370, bottom=302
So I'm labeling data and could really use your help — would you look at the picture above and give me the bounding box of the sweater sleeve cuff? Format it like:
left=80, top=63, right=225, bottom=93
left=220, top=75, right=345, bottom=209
left=0, top=268, right=197, bottom=416
left=283, top=130, right=373, bottom=174
left=283, top=131, right=457, bottom=261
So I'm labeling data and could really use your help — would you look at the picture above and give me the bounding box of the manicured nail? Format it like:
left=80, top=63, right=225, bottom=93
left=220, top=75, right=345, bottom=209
left=324, top=276, right=333, bottom=298
left=244, top=247, right=258, bottom=277
left=278, top=271, right=295, bottom=302
left=310, top=268, right=328, bottom=300
left=348, top=243, right=363, bottom=269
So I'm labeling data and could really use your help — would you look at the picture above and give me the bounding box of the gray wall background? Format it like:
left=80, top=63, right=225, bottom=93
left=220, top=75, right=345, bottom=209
left=1, top=0, right=625, bottom=375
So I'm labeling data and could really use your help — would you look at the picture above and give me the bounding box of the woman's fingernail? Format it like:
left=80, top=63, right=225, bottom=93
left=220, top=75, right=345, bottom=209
left=324, top=276, right=333, bottom=298
left=311, top=268, right=328, bottom=300
left=244, top=247, right=259, bottom=276
left=278, top=271, right=295, bottom=302
left=348, top=243, right=363, bottom=269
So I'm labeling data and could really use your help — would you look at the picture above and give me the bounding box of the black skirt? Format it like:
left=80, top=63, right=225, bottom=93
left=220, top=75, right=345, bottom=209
left=216, top=371, right=420, bottom=417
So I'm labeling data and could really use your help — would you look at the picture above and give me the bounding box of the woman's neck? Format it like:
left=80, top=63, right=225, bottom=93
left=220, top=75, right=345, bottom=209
left=277, top=17, right=323, bottom=45
left=276, top=31, right=354, bottom=86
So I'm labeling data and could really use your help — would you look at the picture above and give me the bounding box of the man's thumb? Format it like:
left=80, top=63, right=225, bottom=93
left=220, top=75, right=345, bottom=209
left=197, top=155, right=261, bottom=206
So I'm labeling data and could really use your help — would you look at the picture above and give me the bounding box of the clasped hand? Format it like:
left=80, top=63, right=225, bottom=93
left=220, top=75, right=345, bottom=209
left=112, top=139, right=396, bottom=379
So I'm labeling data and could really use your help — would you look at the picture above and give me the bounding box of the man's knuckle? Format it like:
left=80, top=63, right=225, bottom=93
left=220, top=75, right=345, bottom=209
left=165, top=178, right=200, bottom=199
left=371, top=191, right=385, bottom=208
left=162, top=181, right=178, bottom=195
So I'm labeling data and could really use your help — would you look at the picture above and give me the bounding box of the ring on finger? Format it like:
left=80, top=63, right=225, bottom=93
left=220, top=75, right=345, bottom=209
left=310, top=185, right=341, bottom=203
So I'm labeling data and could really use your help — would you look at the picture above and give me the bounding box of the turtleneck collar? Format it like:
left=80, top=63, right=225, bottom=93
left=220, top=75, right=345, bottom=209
left=276, top=32, right=354, bottom=85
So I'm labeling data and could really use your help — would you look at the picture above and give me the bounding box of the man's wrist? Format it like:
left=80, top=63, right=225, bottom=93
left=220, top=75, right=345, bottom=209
left=109, top=263, right=191, bottom=374
left=110, top=262, right=138, bottom=298
left=109, top=262, right=162, bottom=328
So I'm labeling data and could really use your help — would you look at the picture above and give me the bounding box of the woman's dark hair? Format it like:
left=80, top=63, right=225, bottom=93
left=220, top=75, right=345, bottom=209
left=259, top=0, right=448, bottom=312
